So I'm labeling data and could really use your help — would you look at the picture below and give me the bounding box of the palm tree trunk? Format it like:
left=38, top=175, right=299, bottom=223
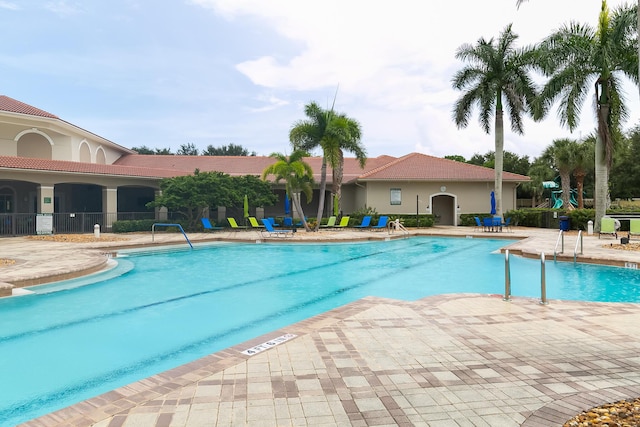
left=574, top=169, right=586, bottom=209
left=494, top=109, right=504, bottom=218
left=594, top=134, right=609, bottom=233
left=332, top=150, right=344, bottom=215
left=559, top=169, right=572, bottom=209
left=292, top=192, right=310, bottom=231
left=315, top=157, right=328, bottom=231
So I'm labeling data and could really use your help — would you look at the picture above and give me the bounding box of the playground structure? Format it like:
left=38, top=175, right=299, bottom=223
left=542, top=180, right=578, bottom=209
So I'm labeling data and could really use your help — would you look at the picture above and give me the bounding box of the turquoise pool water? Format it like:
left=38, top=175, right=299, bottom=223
left=1, top=236, right=640, bottom=426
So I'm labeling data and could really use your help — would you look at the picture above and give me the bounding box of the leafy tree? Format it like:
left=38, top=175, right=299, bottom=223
left=261, top=150, right=314, bottom=231
left=202, top=143, right=256, bottom=156
left=290, top=101, right=363, bottom=229
left=535, top=1, right=638, bottom=230
left=177, top=143, right=199, bottom=156
left=147, top=171, right=276, bottom=229
left=571, top=137, right=595, bottom=208
left=132, top=145, right=173, bottom=155
left=610, top=126, right=640, bottom=199
left=521, top=154, right=556, bottom=207
left=444, top=155, right=466, bottom=162
left=452, top=24, right=538, bottom=218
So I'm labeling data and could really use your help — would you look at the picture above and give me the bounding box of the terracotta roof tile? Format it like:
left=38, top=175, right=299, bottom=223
left=0, top=156, right=180, bottom=178
left=358, top=152, right=529, bottom=182
left=0, top=95, right=59, bottom=119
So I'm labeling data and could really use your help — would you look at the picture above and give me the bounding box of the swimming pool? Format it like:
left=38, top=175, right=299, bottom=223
left=1, top=236, right=639, bottom=426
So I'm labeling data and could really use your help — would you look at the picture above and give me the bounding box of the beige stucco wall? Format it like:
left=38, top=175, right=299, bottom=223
left=352, top=180, right=520, bottom=224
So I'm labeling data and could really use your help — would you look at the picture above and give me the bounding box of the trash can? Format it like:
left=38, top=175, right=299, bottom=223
left=559, top=216, right=570, bottom=231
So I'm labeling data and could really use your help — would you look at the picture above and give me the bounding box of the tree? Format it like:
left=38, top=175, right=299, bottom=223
left=261, top=150, right=314, bottom=231
left=202, top=143, right=257, bottom=156
left=290, top=102, right=363, bottom=229
left=131, top=145, right=173, bottom=155
left=147, top=171, right=276, bottom=229
left=571, top=137, right=595, bottom=209
left=177, top=143, right=199, bottom=156
left=444, top=155, right=466, bottom=162
left=535, top=1, right=638, bottom=231
left=452, top=24, right=538, bottom=218
left=541, top=138, right=576, bottom=209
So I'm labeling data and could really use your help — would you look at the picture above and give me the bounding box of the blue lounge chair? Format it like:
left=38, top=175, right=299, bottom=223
left=473, top=216, right=483, bottom=232
left=354, top=215, right=372, bottom=229
left=201, top=218, right=224, bottom=231
left=371, top=216, right=389, bottom=231
left=261, top=219, right=294, bottom=238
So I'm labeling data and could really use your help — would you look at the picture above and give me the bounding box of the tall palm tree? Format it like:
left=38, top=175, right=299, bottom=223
left=261, top=150, right=314, bottom=231
left=331, top=123, right=366, bottom=217
left=535, top=0, right=638, bottom=231
left=290, top=102, right=363, bottom=230
left=452, top=24, right=539, bottom=218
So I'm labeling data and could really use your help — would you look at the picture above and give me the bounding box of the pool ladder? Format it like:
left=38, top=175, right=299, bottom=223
left=503, top=249, right=548, bottom=305
left=553, top=229, right=583, bottom=264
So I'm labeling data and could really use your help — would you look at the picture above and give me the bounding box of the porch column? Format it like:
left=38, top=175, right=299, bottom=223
left=102, top=187, right=117, bottom=229
left=37, top=185, right=54, bottom=214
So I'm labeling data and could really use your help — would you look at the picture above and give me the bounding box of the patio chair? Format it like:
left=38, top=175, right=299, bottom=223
left=473, top=216, right=483, bottom=232
left=320, top=216, right=337, bottom=228
left=260, top=219, right=294, bottom=238
left=354, top=215, right=372, bottom=229
left=334, top=216, right=350, bottom=229
left=501, top=217, right=512, bottom=232
left=267, top=217, right=280, bottom=227
left=227, top=217, right=248, bottom=230
left=201, top=218, right=224, bottom=231
left=629, top=219, right=640, bottom=241
left=283, top=217, right=293, bottom=227
left=371, top=216, right=389, bottom=231
left=599, top=217, right=617, bottom=239
left=248, top=216, right=265, bottom=228
left=482, top=217, right=493, bottom=232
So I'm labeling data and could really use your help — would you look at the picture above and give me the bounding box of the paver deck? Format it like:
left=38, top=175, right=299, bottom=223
left=1, top=226, right=639, bottom=426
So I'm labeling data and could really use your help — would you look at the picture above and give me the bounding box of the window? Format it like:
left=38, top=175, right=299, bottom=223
left=390, top=188, right=401, bottom=205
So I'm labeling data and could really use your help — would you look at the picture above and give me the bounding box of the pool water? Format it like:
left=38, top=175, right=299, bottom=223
left=1, top=236, right=639, bottom=426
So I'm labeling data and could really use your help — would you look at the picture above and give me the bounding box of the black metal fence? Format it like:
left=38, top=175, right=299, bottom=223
left=0, top=212, right=160, bottom=236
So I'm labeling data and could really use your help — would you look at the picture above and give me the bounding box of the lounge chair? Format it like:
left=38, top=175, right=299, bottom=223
left=227, top=217, right=248, bottom=230
left=371, top=216, right=389, bottom=231
left=267, top=217, right=280, bottom=227
left=260, top=219, right=293, bottom=238
left=201, top=218, right=224, bottom=231
left=283, top=217, right=293, bottom=227
left=629, top=219, right=640, bottom=241
left=354, top=215, right=372, bottom=229
left=248, top=216, right=265, bottom=228
left=334, top=216, right=350, bottom=229
left=599, top=217, right=617, bottom=239
left=320, top=216, right=337, bottom=228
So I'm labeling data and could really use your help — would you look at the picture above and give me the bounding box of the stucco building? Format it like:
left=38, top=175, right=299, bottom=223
left=0, top=95, right=529, bottom=235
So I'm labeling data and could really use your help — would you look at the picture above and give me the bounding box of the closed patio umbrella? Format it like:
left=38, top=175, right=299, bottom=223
left=490, top=191, right=496, bottom=215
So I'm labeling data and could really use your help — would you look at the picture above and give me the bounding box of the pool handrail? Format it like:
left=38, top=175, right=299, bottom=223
left=151, top=223, right=193, bottom=249
left=553, top=230, right=564, bottom=261
left=573, top=230, right=583, bottom=264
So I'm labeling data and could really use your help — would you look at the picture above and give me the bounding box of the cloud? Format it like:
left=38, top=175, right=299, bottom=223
left=0, top=1, right=19, bottom=10
left=44, top=1, right=84, bottom=16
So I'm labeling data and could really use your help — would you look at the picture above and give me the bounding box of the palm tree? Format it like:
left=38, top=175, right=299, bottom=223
left=452, top=24, right=539, bottom=218
left=541, top=138, right=576, bottom=209
left=290, top=102, right=363, bottom=230
left=535, top=1, right=638, bottom=231
left=331, top=124, right=366, bottom=217
left=571, top=136, right=595, bottom=209
left=261, top=150, right=314, bottom=231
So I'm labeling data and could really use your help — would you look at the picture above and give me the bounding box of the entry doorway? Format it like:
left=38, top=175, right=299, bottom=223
left=431, top=194, right=456, bottom=226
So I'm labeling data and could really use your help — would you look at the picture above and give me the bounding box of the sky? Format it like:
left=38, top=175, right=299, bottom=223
left=1, top=0, right=639, bottom=161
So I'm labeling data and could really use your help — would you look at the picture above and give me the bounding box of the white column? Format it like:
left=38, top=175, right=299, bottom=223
left=37, top=185, right=54, bottom=214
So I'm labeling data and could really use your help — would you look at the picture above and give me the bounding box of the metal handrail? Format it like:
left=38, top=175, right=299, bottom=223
left=553, top=230, right=564, bottom=261
left=151, top=223, right=193, bottom=249
left=573, top=230, right=583, bottom=264
left=540, top=252, right=548, bottom=305
left=503, top=250, right=511, bottom=301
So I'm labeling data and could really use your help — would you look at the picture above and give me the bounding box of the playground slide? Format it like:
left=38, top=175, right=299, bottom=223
left=553, top=198, right=563, bottom=209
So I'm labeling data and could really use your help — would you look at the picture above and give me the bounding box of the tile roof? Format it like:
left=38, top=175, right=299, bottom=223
left=0, top=95, right=59, bottom=119
left=358, top=152, right=529, bottom=182
left=0, top=156, right=180, bottom=178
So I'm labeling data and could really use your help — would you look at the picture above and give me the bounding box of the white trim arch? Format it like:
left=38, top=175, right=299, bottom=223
left=95, top=146, right=106, bottom=164
left=79, top=139, right=92, bottom=163
left=14, top=128, right=54, bottom=146
left=428, top=192, right=459, bottom=226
